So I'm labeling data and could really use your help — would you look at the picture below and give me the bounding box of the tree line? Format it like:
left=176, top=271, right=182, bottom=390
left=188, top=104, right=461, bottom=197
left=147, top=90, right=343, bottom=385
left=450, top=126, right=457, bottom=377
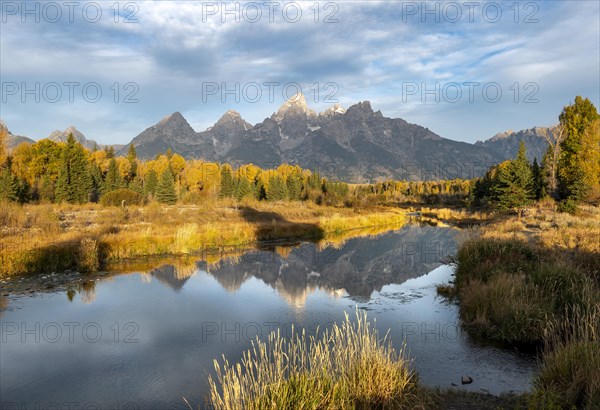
left=0, top=129, right=474, bottom=207
left=473, top=96, right=600, bottom=213
left=1, top=96, right=596, bottom=210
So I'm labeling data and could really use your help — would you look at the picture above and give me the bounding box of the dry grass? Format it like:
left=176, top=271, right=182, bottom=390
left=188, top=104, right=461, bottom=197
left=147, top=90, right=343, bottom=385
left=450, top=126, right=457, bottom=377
left=531, top=306, right=600, bottom=409
left=447, top=204, right=600, bottom=409
left=207, top=310, right=422, bottom=410
left=0, top=201, right=406, bottom=277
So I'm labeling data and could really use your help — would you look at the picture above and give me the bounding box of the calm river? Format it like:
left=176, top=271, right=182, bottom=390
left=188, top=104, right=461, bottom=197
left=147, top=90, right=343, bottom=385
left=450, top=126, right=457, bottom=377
left=0, top=224, right=537, bottom=409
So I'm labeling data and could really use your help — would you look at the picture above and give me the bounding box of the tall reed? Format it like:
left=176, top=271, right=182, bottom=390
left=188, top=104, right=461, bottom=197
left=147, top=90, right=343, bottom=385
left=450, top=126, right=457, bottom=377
left=208, top=310, right=421, bottom=409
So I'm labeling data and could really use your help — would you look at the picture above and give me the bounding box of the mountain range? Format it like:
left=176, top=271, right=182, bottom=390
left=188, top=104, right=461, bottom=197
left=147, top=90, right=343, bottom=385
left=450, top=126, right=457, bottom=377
left=2, top=95, right=554, bottom=181
left=0, top=121, right=123, bottom=152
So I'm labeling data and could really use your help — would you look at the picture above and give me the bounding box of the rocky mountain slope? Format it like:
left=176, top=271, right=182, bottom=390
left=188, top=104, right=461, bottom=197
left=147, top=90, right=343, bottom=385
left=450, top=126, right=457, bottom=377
left=0, top=121, right=35, bottom=151
left=475, top=126, right=553, bottom=162
left=120, top=94, right=507, bottom=181
left=3, top=98, right=555, bottom=181
left=47, top=126, right=100, bottom=151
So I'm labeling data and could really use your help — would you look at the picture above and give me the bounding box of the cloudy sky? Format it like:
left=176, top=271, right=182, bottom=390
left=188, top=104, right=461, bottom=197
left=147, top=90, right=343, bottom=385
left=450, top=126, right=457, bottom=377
left=1, top=0, right=599, bottom=145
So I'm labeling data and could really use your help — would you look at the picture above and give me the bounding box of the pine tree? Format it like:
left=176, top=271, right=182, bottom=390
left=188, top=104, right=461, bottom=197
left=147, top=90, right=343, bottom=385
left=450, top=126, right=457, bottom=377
left=90, top=163, right=103, bottom=202
left=286, top=173, right=303, bottom=200
left=531, top=157, right=547, bottom=200
left=267, top=175, right=288, bottom=201
left=144, top=169, right=158, bottom=197
left=126, top=144, right=138, bottom=183
left=54, top=134, right=92, bottom=203
left=489, top=142, right=534, bottom=211
left=128, top=176, right=144, bottom=195
left=105, top=145, right=115, bottom=159
left=54, top=156, right=70, bottom=203
left=103, top=158, right=122, bottom=193
left=127, top=144, right=137, bottom=162
left=307, top=171, right=322, bottom=190
left=155, top=167, right=177, bottom=204
left=220, top=165, right=234, bottom=198
left=234, top=176, right=252, bottom=201
left=0, top=167, right=18, bottom=201
left=254, top=180, right=267, bottom=200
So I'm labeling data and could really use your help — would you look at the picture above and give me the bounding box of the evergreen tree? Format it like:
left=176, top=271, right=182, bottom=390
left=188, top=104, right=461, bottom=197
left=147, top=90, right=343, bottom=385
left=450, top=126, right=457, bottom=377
left=155, top=167, right=177, bottom=204
left=531, top=157, right=547, bottom=200
left=90, top=163, right=104, bottom=202
left=234, top=176, right=252, bottom=201
left=16, top=178, right=31, bottom=203
left=128, top=176, right=144, bottom=195
left=0, top=167, right=18, bottom=201
left=220, top=165, right=234, bottom=198
left=254, top=180, right=267, bottom=200
left=54, top=134, right=91, bottom=203
left=54, top=156, right=70, bottom=203
left=557, top=96, right=600, bottom=203
left=126, top=144, right=138, bottom=183
left=105, top=145, right=115, bottom=159
left=127, top=144, right=137, bottom=162
left=103, top=158, right=123, bottom=193
left=286, top=173, right=303, bottom=200
left=307, top=171, right=322, bottom=190
left=267, top=175, right=288, bottom=201
left=489, top=142, right=534, bottom=211
left=144, top=169, right=158, bottom=197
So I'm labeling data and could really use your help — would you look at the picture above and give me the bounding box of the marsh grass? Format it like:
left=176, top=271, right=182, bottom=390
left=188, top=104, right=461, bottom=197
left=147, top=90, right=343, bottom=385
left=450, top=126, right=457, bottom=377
left=530, top=306, right=600, bottom=409
left=452, top=204, right=600, bottom=409
left=0, top=202, right=407, bottom=276
left=454, top=238, right=599, bottom=345
left=208, top=310, right=422, bottom=410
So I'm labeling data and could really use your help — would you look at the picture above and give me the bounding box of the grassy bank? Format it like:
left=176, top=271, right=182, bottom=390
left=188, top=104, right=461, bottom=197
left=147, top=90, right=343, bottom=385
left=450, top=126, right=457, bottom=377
left=0, top=200, right=406, bottom=277
left=446, top=204, right=600, bottom=408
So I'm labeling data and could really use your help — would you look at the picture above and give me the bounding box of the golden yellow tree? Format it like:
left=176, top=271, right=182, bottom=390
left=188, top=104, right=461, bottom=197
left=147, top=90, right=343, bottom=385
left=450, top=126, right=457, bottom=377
left=579, top=118, right=600, bottom=202
left=0, top=126, right=7, bottom=166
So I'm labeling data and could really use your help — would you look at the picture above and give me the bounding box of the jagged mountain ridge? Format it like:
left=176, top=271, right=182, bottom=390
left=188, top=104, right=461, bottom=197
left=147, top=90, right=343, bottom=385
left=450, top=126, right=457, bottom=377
left=3, top=96, right=554, bottom=181
left=119, top=94, right=508, bottom=181
left=0, top=121, right=124, bottom=152
left=0, top=120, right=35, bottom=151
left=48, top=126, right=100, bottom=151
left=475, top=126, right=554, bottom=162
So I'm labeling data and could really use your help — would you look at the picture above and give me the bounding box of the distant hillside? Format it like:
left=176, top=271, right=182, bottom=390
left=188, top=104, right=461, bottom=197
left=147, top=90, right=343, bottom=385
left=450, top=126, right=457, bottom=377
left=0, top=121, right=123, bottom=152
left=475, top=126, right=555, bottom=162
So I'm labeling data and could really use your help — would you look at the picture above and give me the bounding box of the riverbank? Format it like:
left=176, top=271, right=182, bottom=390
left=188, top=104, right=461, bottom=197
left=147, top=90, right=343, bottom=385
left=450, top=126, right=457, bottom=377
left=0, top=200, right=406, bottom=277
left=439, top=203, right=600, bottom=408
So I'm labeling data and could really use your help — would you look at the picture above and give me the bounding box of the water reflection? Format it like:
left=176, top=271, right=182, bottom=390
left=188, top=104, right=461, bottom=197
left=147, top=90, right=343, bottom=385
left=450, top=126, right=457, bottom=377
left=0, top=224, right=537, bottom=409
left=124, top=224, right=457, bottom=306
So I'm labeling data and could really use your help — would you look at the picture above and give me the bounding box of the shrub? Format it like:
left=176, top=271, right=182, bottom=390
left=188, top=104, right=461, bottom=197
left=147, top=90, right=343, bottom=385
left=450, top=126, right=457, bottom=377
left=557, top=198, right=578, bottom=214
left=99, top=188, right=144, bottom=207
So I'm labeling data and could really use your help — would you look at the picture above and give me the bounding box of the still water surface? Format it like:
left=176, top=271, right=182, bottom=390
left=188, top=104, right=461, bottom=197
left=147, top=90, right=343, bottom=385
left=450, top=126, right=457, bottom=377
left=0, top=225, right=536, bottom=409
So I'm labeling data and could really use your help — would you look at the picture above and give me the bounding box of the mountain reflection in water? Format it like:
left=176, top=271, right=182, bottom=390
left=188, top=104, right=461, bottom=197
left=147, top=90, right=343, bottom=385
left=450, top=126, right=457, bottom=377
left=133, top=224, right=457, bottom=306
left=0, top=224, right=539, bottom=408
